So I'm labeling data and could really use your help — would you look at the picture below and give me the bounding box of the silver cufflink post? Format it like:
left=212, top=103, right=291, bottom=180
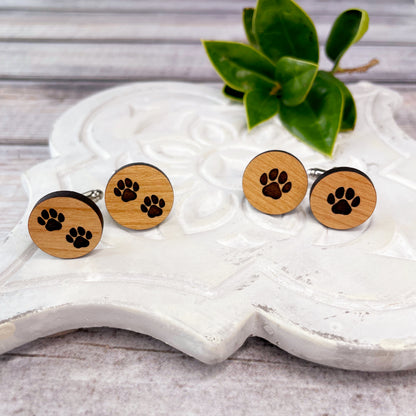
left=83, top=189, right=104, bottom=203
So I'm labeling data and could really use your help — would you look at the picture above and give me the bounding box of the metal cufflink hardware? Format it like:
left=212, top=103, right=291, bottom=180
left=308, top=167, right=377, bottom=230
left=104, top=162, right=174, bottom=230
left=242, top=150, right=308, bottom=215
left=28, top=189, right=104, bottom=259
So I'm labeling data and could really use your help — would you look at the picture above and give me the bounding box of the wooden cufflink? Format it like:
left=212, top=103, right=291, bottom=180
left=309, top=167, right=377, bottom=230
left=105, top=163, right=174, bottom=230
left=28, top=190, right=104, bottom=258
left=242, top=150, right=308, bottom=215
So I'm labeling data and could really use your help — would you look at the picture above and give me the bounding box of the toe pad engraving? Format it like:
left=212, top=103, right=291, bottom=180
left=114, top=178, right=140, bottom=202
left=261, top=169, right=292, bottom=200
left=243, top=150, right=308, bottom=215
left=327, top=187, right=361, bottom=215
left=37, top=208, right=65, bottom=231
left=141, top=195, right=165, bottom=218
left=66, top=227, right=93, bottom=248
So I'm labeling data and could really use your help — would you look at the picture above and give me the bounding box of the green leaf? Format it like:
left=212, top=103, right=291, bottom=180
left=253, top=0, right=319, bottom=63
left=244, top=89, right=280, bottom=129
left=202, top=40, right=277, bottom=92
left=243, top=8, right=257, bottom=47
left=318, top=71, right=356, bottom=131
left=338, top=82, right=356, bottom=131
left=326, top=9, right=369, bottom=70
left=223, top=84, right=244, bottom=102
left=279, top=71, right=344, bottom=155
left=275, top=57, right=318, bottom=106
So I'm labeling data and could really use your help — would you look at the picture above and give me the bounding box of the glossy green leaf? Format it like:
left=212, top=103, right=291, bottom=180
left=243, top=8, right=257, bottom=47
left=321, top=71, right=357, bottom=131
left=318, top=71, right=356, bottom=131
left=253, top=0, right=319, bottom=63
left=326, top=9, right=369, bottom=69
left=245, top=89, right=280, bottom=129
left=279, top=71, right=344, bottom=155
left=338, top=82, right=356, bottom=131
left=223, top=84, right=244, bottom=102
left=202, top=40, right=277, bottom=92
left=275, top=57, right=318, bottom=106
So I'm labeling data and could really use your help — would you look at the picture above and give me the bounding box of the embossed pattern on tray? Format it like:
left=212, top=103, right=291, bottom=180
left=0, top=82, right=415, bottom=371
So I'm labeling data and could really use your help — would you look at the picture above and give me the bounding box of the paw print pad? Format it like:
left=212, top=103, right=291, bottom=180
left=243, top=150, right=308, bottom=215
left=310, top=167, right=377, bottom=230
left=141, top=195, right=165, bottom=218
left=114, top=178, right=139, bottom=202
left=327, top=187, right=360, bottom=215
left=66, top=227, right=92, bottom=249
left=260, top=169, right=292, bottom=200
left=105, top=163, right=174, bottom=230
left=37, top=208, right=65, bottom=231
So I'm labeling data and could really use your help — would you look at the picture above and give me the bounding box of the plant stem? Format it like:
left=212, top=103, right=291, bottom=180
left=333, top=58, right=379, bottom=74
left=269, top=83, right=282, bottom=96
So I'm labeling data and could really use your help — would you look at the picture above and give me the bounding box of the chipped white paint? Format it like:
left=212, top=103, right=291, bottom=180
left=0, top=82, right=415, bottom=371
left=0, top=322, right=15, bottom=340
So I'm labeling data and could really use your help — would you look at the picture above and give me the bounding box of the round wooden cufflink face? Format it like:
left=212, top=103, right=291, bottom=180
left=309, top=167, right=377, bottom=230
left=105, top=163, right=174, bottom=230
left=242, top=150, right=308, bottom=215
left=28, top=191, right=103, bottom=259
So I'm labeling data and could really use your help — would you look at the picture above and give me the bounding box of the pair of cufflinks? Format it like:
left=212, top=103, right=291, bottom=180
left=28, top=151, right=377, bottom=259
left=28, top=163, right=174, bottom=259
left=243, top=150, right=377, bottom=230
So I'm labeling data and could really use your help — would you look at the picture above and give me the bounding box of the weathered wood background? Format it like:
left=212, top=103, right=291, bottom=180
left=0, top=0, right=416, bottom=414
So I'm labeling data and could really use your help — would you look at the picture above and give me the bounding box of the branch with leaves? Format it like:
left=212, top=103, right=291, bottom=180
left=202, top=0, right=376, bottom=156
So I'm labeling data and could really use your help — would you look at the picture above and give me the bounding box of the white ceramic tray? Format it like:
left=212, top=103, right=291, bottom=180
left=1, top=82, right=415, bottom=371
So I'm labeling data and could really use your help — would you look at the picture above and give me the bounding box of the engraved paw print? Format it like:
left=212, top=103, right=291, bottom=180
left=327, top=187, right=360, bottom=215
left=114, top=178, right=139, bottom=202
left=260, top=169, right=292, bottom=200
left=141, top=195, right=165, bottom=218
left=66, top=227, right=92, bottom=248
left=37, top=208, right=65, bottom=231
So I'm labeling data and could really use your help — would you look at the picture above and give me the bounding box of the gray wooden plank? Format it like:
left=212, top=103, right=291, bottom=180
left=0, top=43, right=414, bottom=83
left=0, top=81, right=113, bottom=144
left=0, top=0, right=414, bottom=16
left=0, top=12, right=414, bottom=45
left=0, top=144, right=49, bottom=240
left=0, top=82, right=415, bottom=146
left=1, top=328, right=416, bottom=416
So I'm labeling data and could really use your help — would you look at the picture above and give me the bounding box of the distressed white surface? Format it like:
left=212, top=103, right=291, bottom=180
left=1, top=81, right=415, bottom=371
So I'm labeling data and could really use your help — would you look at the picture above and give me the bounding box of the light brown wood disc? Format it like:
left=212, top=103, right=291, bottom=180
left=28, top=191, right=103, bottom=259
left=105, top=163, right=174, bottom=230
left=242, top=150, right=308, bottom=215
left=310, top=167, right=377, bottom=230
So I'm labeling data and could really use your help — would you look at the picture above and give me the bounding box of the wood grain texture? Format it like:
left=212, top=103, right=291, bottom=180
left=0, top=0, right=414, bottom=16
left=0, top=83, right=415, bottom=145
left=0, top=43, right=414, bottom=83
left=0, top=0, right=415, bottom=412
left=105, top=163, right=174, bottom=230
left=243, top=150, right=308, bottom=215
left=2, top=328, right=416, bottom=416
left=0, top=12, right=414, bottom=44
left=28, top=191, right=103, bottom=258
left=309, top=168, right=377, bottom=230
left=0, top=81, right=117, bottom=144
left=0, top=145, right=49, bottom=240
